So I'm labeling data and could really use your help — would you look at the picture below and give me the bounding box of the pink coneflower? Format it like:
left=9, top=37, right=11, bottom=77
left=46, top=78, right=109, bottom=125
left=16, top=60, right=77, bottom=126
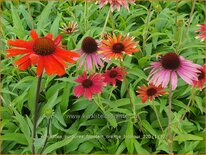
left=103, top=66, right=127, bottom=86
left=137, top=84, right=166, bottom=103
left=73, top=72, right=105, bottom=100
left=98, top=0, right=135, bottom=12
left=78, top=37, right=104, bottom=70
left=192, top=64, right=206, bottom=90
left=195, top=24, right=206, bottom=41
left=147, top=52, right=201, bottom=90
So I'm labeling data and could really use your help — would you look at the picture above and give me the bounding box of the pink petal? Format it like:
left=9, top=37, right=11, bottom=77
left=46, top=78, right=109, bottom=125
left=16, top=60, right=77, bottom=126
left=171, top=71, right=178, bottom=90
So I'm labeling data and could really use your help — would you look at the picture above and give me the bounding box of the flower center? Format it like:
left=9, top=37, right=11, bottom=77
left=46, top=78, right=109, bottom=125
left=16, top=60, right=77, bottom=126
left=33, top=38, right=56, bottom=56
left=146, top=88, right=157, bottom=96
left=81, top=37, right=98, bottom=54
left=82, top=79, right=93, bottom=88
left=161, top=52, right=180, bottom=70
left=66, top=28, right=73, bottom=33
left=109, top=70, right=118, bottom=78
left=112, top=43, right=125, bottom=53
left=198, top=70, right=205, bottom=80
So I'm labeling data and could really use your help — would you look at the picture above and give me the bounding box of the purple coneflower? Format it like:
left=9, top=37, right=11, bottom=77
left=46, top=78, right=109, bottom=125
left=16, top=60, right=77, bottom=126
left=78, top=37, right=104, bottom=70
left=147, top=52, right=201, bottom=90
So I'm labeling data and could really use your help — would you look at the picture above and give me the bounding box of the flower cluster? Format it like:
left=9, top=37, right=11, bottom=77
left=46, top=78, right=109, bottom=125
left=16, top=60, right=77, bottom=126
left=5, top=2, right=206, bottom=103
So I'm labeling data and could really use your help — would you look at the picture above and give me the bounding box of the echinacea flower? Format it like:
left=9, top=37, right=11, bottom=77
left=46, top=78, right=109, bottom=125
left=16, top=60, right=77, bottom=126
left=147, top=52, right=201, bottom=90
left=195, top=24, right=206, bottom=41
left=100, top=34, right=138, bottom=59
left=74, top=72, right=105, bottom=100
left=103, top=66, right=127, bottom=86
left=6, top=30, right=79, bottom=76
left=137, top=84, right=165, bottom=103
left=78, top=37, right=104, bottom=70
left=192, top=64, right=206, bottom=90
left=98, top=0, right=135, bottom=12
left=60, top=21, right=78, bottom=34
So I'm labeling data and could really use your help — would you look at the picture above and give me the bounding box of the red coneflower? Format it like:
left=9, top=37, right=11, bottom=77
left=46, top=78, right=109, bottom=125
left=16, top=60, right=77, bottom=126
left=137, top=84, right=166, bottom=103
left=147, top=52, right=201, bottom=90
left=98, top=0, right=135, bottom=12
left=6, top=30, right=79, bottom=76
left=100, top=34, right=139, bottom=59
left=195, top=24, right=206, bottom=41
left=78, top=37, right=104, bottom=70
left=192, top=64, right=206, bottom=90
left=73, top=72, right=105, bottom=100
left=103, top=66, right=127, bottom=86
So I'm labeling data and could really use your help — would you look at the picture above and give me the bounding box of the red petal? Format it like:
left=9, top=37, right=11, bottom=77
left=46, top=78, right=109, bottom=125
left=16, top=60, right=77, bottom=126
left=18, top=59, right=31, bottom=70
left=54, top=35, right=62, bottom=46
left=30, top=54, right=40, bottom=65
left=42, top=56, right=54, bottom=76
left=45, top=33, right=53, bottom=39
left=36, top=57, right=44, bottom=76
left=14, top=54, right=30, bottom=66
left=56, top=48, right=80, bottom=58
left=30, top=30, right=38, bottom=39
left=7, top=40, right=33, bottom=49
left=6, top=48, right=30, bottom=57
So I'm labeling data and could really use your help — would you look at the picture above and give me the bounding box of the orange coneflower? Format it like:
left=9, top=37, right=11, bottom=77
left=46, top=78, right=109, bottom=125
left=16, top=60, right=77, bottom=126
left=100, top=34, right=139, bottom=59
left=137, top=84, right=166, bottom=103
left=6, top=30, right=79, bottom=76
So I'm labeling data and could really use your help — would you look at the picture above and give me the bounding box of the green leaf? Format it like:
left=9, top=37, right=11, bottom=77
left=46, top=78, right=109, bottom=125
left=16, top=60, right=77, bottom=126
left=125, top=121, right=134, bottom=153
left=50, top=13, right=62, bottom=37
left=194, top=96, right=203, bottom=114
left=141, top=120, right=157, bottom=136
left=37, top=2, right=55, bottom=32
left=1, top=133, right=28, bottom=145
left=42, top=134, right=77, bottom=154
left=110, top=98, right=130, bottom=108
left=174, top=134, right=203, bottom=142
left=10, top=3, right=25, bottom=38
left=134, top=140, right=150, bottom=154
left=104, top=111, right=117, bottom=128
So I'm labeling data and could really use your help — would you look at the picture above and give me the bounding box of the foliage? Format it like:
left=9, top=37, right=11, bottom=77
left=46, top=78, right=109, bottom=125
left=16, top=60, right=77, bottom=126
left=1, top=0, right=205, bottom=154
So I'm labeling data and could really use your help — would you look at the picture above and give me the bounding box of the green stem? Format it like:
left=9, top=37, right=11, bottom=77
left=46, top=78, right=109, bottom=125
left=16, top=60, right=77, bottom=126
left=94, top=95, right=105, bottom=113
left=152, top=103, right=164, bottom=133
left=101, top=9, right=111, bottom=38
left=168, top=75, right=173, bottom=154
left=175, top=0, right=179, bottom=29
left=142, top=4, right=152, bottom=55
left=32, top=74, right=42, bottom=154
left=119, top=59, right=144, bottom=131
left=186, top=0, right=196, bottom=34
left=180, top=88, right=196, bottom=120
left=84, top=0, right=88, bottom=32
